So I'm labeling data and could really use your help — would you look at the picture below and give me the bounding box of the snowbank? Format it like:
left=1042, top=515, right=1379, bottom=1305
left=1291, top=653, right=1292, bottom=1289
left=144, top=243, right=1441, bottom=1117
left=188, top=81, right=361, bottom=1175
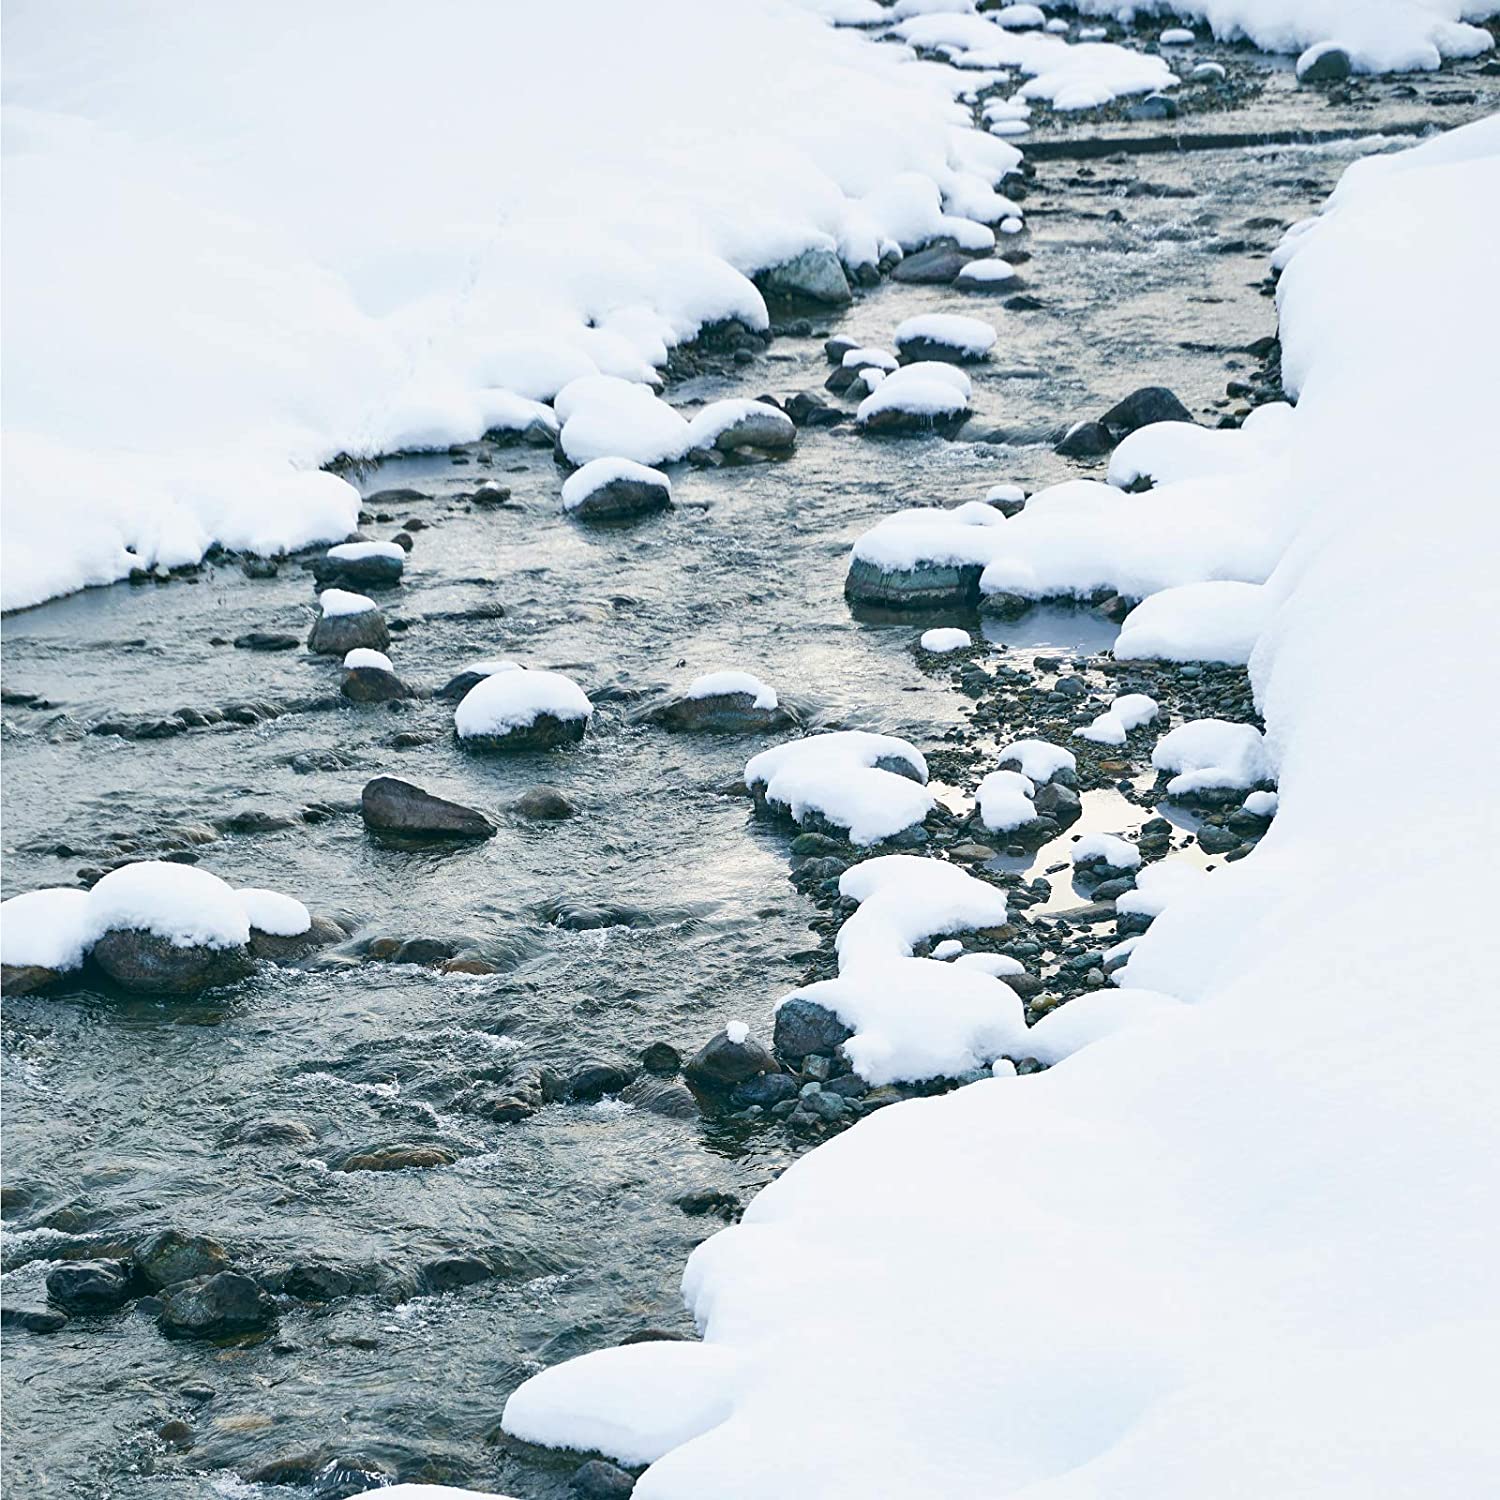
left=3, top=0, right=1015, bottom=610
left=1069, top=0, right=1496, bottom=72
left=1151, top=718, right=1271, bottom=798
left=514, top=115, right=1500, bottom=1500
left=1115, top=581, right=1270, bottom=664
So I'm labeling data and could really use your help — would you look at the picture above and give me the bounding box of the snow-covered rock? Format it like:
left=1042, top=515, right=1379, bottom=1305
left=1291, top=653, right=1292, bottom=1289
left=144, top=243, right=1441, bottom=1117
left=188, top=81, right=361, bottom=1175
left=955, top=258, right=1019, bottom=291
left=745, top=731, right=932, bottom=846
left=996, top=738, right=1075, bottom=785
left=1115, top=581, right=1270, bottom=665
left=845, top=497, right=996, bottom=606
left=311, top=540, right=405, bottom=590
left=1075, top=691, right=1159, bottom=746
left=556, top=378, right=692, bottom=468
left=687, top=399, right=796, bottom=457
left=920, top=627, right=971, bottom=653
left=308, top=589, right=389, bottom=655
left=855, top=362, right=973, bottom=437
left=1071, top=832, right=1142, bottom=873
left=561, top=457, right=673, bottom=521
left=1152, top=718, right=1271, bottom=802
left=893, top=313, right=997, bottom=365
left=836, top=855, right=1008, bottom=968
left=975, top=768, right=1038, bottom=833
left=454, top=669, right=593, bottom=751
left=651, top=671, right=786, bottom=733
left=0, top=888, right=92, bottom=993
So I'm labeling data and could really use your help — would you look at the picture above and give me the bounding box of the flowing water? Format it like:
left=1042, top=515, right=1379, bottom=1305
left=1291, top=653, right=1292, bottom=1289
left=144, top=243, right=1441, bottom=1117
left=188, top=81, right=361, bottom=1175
left=3, top=48, right=1494, bottom=1499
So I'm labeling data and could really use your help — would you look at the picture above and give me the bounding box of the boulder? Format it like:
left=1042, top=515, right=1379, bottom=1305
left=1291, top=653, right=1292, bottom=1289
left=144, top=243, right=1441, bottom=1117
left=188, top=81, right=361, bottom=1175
left=640, top=1042, right=682, bottom=1075
left=459, top=713, right=587, bottom=752
left=773, top=997, right=855, bottom=1060
left=696, top=403, right=796, bottom=457
left=46, top=1259, right=132, bottom=1314
left=90, top=929, right=255, bottom=996
left=683, top=1031, right=778, bottom=1092
left=1, top=963, right=62, bottom=996
left=728, top=1072, right=799, bottom=1110
left=133, top=1229, right=231, bottom=1290
left=158, top=1270, right=276, bottom=1340
left=513, top=785, right=578, bottom=820
left=308, top=607, right=389, bottom=656
left=756, top=248, right=852, bottom=306
left=248, top=914, right=347, bottom=963
left=1100, top=386, right=1194, bottom=435
left=361, top=776, right=496, bottom=840
left=342, top=666, right=406, bottom=703
left=1055, top=420, right=1114, bottom=458
left=340, top=1144, right=458, bottom=1172
left=562, top=461, right=673, bottom=521
left=891, top=245, right=979, bottom=284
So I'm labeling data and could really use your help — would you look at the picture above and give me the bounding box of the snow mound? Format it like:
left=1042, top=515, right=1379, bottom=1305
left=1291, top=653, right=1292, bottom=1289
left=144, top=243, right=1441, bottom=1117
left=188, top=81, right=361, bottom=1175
left=893, top=313, right=997, bottom=361
left=344, top=648, right=394, bottom=671
left=745, top=731, right=933, bottom=846
left=1244, top=790, right=1279, bottom=818
left=236, top=888, right=312, bottom=937
left=454, top=670, right=593, bottom=739
left=1071, top=833, right=1141, bottom=870
left=954, top=951, right=1025, bottom=977
left=955, top=259, right=1018, bottom=286
left=841, top=346, right=899, bottom=372
left=920, top=627, right=971, bottom=653
left=85, top=862, right=252, bottom=950
left=1115, top=581, right=1270, bottom=664
left=684, top=671, right=778, bottom=710
left=857, top=363, right=974, bottom=428
left=0, top=888, right=93, bottom=972
left=501, top=1340, right=740, bottom=1468
left=975, top=768, right=1038, bottom=832
left=560, top=456, right=672, bottom=513
left=835, top=854, right=1007, bottom=968
left=557, top=379, right=692, bottom=468
left=326, top=541, right=404, bottom=564
left=1152, top=718, right=1271, bottom=798
left=996, top=738, right=1074, bottom=784
left=317, top=588, right=378, bottom=618
left=1075, top=691, right=1159, bottom=746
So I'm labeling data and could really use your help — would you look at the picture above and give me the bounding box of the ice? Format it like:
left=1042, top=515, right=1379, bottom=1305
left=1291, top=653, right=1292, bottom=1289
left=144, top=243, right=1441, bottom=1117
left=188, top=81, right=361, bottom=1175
left=975, top=769, right=1038, bottom=832
left=920, top=628, right=972, bottom=653
left=836, top=855, right=1008, bottom=968
left=893, top=313, right=997, bottom=360
left=500, top=1340, right=740, bottom=1467
left=1115, top=581, right=1270, bottom=665
left=84, top=862, right=252, bottom=950
left=996, top=738, right=1075, bottom=784
left=317, top=588, right=378, bottom=618
left=343, top=649, right=394, bottom=671
left=1069, top=0, right=1495, bottom=72
left=684, top=671, right=778, bottom=710
left=0, top=888, right=92, bottom=972
left=744, top=731, right=933, bottom=846
left=454, top=670, right=593, bottom=739
left=236, top=888, right=312, bottom=938
left=1152, top=718, right=1271, bottom=798
left=1071, top=833, right=1142, bottom=870
left=560, top=456, right=672, bottom=513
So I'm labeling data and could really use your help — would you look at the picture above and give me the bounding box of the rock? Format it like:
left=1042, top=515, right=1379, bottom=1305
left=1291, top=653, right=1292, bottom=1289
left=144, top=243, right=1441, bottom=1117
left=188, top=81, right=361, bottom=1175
left=1, top=1303, right=68, bottom=1334
left=311, top=547, right=404, bottom=590
left=46, top=1260, right=132, bottom=1314
left=234, top=1117, right=318, bottom=1148
left=1055, top=420, right=1114, bottom=458
left=307, top=606, right=389, bottom=656
left=393, top=937, right=458, bottom=965
left=756, top=249, right=851, bottom=306
left=440, top=956, right=498, bottom=975
left=470, top=482, right=512, bottom=506
left=340, top=1144, right=458, bottom=1172
left=783, top=391, right=843, bottom=427
left=824, top=337, right=858, bottom=364
left=565, top=1061, right=639, bottom=1102
left=845, top=556, right=982, bottom=609
left=698, top=403, right=796, bottom=456
left=1298, top=44, right=1351, bottom=82
left=891, top=245, right=978, bottom=284
left=248, top=914, right=346, bottom=964
left=233, top=632, right=300, bottom=652
left=133, top=1230, right=232, bottom=1290
left=437, top=669, right=494, bottom=701
left=683, top=1031, right=778, bottom=1092
left=728, top=1072, right=798, bottom=1110
left=774, top=996, right=855, bottom=1060
left=1032, top=782, right=1082, bottom=826
left=1197, top=824, right=1239, bottom=854
left=513, top=785, right=578, bottom=820
left=564, top=467, right=673, bottom=522
left=1100, top=386, right=1194, bottom=435
left=2, top=963, right=62, bottom=995
left=342, top=666, right=406, bottom=703
left=158, top=1271, right=276, bottom=1340
left=1124, top=92, right=1179, bottom=121
left=650, top=691, right=785, bottom=734
left=272, top=1261, right=369, bottom=1302
left=640, top=1042, right=681, bottom=1075
left=90, top=929, right=255, bottom=996
left=361, top=776, right=496, bottom=840
left=674, top=1188, right=741, bottom=1218
left=571, top=1459, right=637, bottom=1499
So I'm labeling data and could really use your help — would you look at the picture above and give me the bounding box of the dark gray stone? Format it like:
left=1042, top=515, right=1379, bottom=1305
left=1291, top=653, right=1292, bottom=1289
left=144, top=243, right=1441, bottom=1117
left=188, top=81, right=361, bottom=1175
left=2, top=963, right=61, bottom=995
left=565, top=472, right=672, bottom=522
left=1100, top=386, right=1194, bottom=434
left=158, top=1271, right=276, bottom=1340
left=1298, top=45, right=1351, bottom=82
left=756, top=249, right=851, bottom=306
left=845, top=556, right=981, bottom=608
left=457, top=713, right=588, bottom=752
left=650, top=691, right=785, bottom=734
left=2, top=1303, right=68, bottom=1333
left=1032, top=782, right=1083, bottom=826
left=307, top=608, right=389, bottom=656
left=728, top=1072, right=798, bottom=1110
left=773, top=998, right=854, bottom=1060
left=361, top=777, right=495, bottom=840
left=342, top=667, right=406, bottom=703
left=133, top=1230, right=231, bottom=1290
left=46, top=1260, right=131, bottom=1314
left=891, top=245, right=978, bottom=284
left=683, top=1032, right=778, bottom=1092
left=340, top=1144, right=458, bottom=1172
left=90, top=929, right=254, bottom=996
left=1055, top=420, right=1114, bottom=457
left=513, top=785, right=578, bottom=820
left=571, top=1459, right=636, bottom=1499
left=565, top=1061, right=639, bottom=1102
left=311, top=550, right=404, bottom=590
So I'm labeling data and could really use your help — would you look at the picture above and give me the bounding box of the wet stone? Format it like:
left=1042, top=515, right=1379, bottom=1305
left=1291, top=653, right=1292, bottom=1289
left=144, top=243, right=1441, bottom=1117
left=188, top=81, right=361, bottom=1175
left=340, top=1144, right=458, bottom=1172
left=683, top=1032, right=778, bottom=1092
left=46, top=1258, right=132, bottom=1313
left=361, top=776, right=496, bottom=840
left=571, top=1459, right=637, bottom=1498
left=513, top=785, right=578, bottom=820
left=133, top=1229, right=231, bottom=1290
left=2, top=1304, right=69, bottom=1334
left=90, top=929, right=255, bottom=996
left=773, top=998, right=854, bottom=1062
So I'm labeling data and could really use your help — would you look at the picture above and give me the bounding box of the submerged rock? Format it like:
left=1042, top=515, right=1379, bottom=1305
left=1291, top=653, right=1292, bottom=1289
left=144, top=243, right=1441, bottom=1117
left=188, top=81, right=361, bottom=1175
left=158, top=1270, right=276, bottom=1340
left=46, top=1259, right=132, bottom=1314
left=133, top=1229, right=231, bottom=1290
left=564, top=1060, right=639, bottom=1102
left=513, top=785, right=578, bottom=820
left=1, top=963, right=63, bottom=996
left=756, top=248, right=851, bottom=306
left=90, top=930, right=254, bottom=996
left=361, top=776, right=496, bottom=840
left=340, top=1144, right=458, bottom=1172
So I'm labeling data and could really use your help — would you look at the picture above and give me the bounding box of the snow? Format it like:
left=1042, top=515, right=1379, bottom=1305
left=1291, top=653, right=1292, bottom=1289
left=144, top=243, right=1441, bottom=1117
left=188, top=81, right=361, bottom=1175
left=326, top=541, right=404, bottom=564
left=684, top=671, right=778, bottom=710
left=1152, top=718, right=1271, bottom=798
left=501, top=1340, right=740, bottom=1468
left=849, top=499, right=997, bottom=571
left=85, top=862, right=252, bottom=950
left=1160, top=27, right=1197, bottom=44
left=932, top=939, right=965, bottom=960
left=4, top=0, right=1025, bottom=610
left=1071, top=833, right=1142, bottom=870
left=857, top=366, right=973, bottom=427
left=453, top=670, right=593, bottom=739
left=344, top=649, right=394, bottom=671
left=954, top=951, right=1025, bottom=977
left=317, top=589, right=378, bottom=619
left=955, top=259, right=1017, bottom=286
left=236, top=888, right=312, bottom=938
left=557, top=379, right=692, bottom=468
left=686, top=399, right=795, bottom=449
left=1069, top=0, right=1495, bottom=72
left=1115, top=858, right=1209, bottom=919
left=893, top=313, right=997, bottom=359
left=1243, top=790, right=1279, bottom=817
left=526, top=119, right=1500, bottom=1500
left=985, top=482, right=1025, bottom=505
left=841, top=346, right=898, bottom=372
left=348, top=1489, right=518, bottom=1500
left=975, top=769, right=1038, bottom=832
left=560, top=456, right=672, bottom=513
left=1114, top=581, right=1270, bottom=665
left=836, top=855, right=1007, bottom=967
left=0, top=888, right=92, bottom=972
left=919, top=628, right=972, bottom=653
left=1075, top=692, right=1159, bottom=746
left=725, top=1021, right=750, bottom=1045
left=996, top=738, right=1074, bottom=783
left=744, top=731, right=933, bottom=846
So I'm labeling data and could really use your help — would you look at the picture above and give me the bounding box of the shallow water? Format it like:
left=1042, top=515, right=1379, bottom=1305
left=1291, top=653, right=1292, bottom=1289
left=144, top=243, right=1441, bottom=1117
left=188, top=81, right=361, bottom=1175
left=3, top=47, right=1493, bottom=1499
